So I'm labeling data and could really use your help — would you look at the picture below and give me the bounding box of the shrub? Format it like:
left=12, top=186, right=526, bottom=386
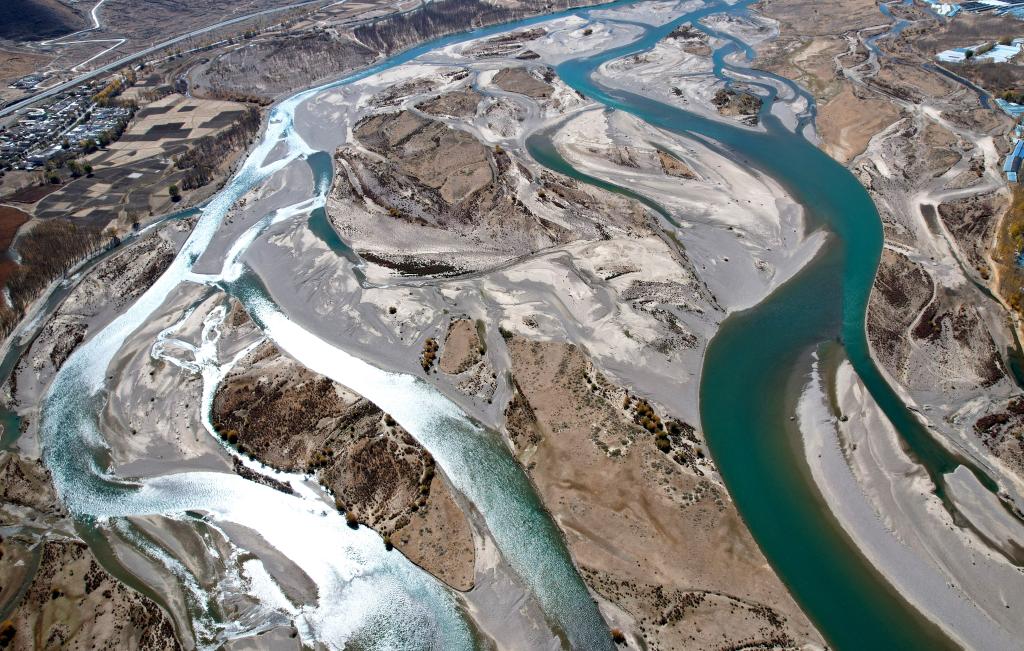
left=975, top=412, right=1010, bottom=434
left=0, top=621, right=14, bottom=646
left=611, top=628, right=625, bottom=644
left=475, top=319, right=488, bottom=353
left=346, top=512, right=358, bottom=528
left=421, top=338, right=440, bottom=371
left=175, top=105, right=260, bottom=190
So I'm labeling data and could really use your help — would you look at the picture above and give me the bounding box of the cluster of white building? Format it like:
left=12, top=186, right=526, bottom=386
left=0, top=86, right=131, bottom=170
left=936, top=38, right=1024, bottom=62
left=926, top=0, right=1024, bottom=18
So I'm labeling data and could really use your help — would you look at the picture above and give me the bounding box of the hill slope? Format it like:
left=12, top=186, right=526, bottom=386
left=0, top=0, right=85, bottom=41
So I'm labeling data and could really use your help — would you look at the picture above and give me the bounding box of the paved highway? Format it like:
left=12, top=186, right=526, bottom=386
left=1, top=0, right=327, bottom=119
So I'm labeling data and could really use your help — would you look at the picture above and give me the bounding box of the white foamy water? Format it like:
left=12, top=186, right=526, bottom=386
left=41, top=63, right=476, bottom=651
left=37, top=6, right=636, bottom=649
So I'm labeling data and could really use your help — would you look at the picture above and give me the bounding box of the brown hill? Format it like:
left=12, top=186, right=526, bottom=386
left=0, top=0, right=86, bottom=42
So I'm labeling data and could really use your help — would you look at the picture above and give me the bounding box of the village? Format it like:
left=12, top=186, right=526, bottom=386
left=0, top=77, right=132, bottom=174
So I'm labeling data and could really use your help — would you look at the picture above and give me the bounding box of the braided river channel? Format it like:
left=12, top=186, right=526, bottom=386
left=23, top=0, right=998, bottom=648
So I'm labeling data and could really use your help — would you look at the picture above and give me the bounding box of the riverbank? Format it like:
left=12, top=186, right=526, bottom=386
left=12, top=0, right=1013, bottom=649
left=745, top=0, right=1024, bottom=643
left=0, top=448, right=184, bottom=650
left=277, top=2, right=829, bottom=646
left=799, top=353, right=1020, bottom=650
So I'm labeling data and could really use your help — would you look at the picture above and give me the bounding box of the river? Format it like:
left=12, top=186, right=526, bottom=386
left=22, top=0, right=1003, bottom=649
left=535, top=1, right=969, bottom=648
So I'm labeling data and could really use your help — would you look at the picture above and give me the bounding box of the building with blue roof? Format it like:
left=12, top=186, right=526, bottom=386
left=1004, top=139, right=1024, bottom=182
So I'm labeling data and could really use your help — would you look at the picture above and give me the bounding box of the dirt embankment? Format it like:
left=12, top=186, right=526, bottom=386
left=657, top=150, right=698, bottom=179
left=438, top=319, right=496, bottom=402
left=211, top=343, right=475, bottom=590
left=866, top=249, right=935, bottom=373
left=11, top=222, right=188, bottom=408
left=416, top=89, right=484, bottom=119
left=992, top=186, right=1024, bottom=321
left=492, top=67, right=554, bottom=99
left=355, top=110, right=493, bottom=206
left=755, top=0, right=903, bottom=163
left=439, top=319, right=482, bottom=374
left=817, top=84, right=902, bottom=164
left=503, top=336, right=821, bottom=651
left=0, top=539, right=181, bottom=651
left=939, top=192, right=1003, bottom=278
left=332, top=97, right=646, bottom=275
left=710, top=88, right=762, bottom=125
left=668, top=23, right=712, bottom=56
left=970, top=397, right=1024, bottom=479
left=757, top=0, right=883, bottom=37
left=868, top=249, right=1005, bottom=393
left=0, top=452, right=180, bottom=651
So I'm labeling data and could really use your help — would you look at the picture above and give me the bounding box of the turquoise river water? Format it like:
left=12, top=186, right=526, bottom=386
left=538, top=1, right=979, bottom=648
left=20, top=0, right=1003, bottom=648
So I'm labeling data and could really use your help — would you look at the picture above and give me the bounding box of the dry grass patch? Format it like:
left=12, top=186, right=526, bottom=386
left=818, top=82, right=901, bottom=164
left=992, top=185, right=1024, bottom=326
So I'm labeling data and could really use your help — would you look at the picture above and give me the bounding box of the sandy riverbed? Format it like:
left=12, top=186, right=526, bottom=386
left=797, top=356, right=1023, bottom=650
left=3, top=1, right=899, bottom=647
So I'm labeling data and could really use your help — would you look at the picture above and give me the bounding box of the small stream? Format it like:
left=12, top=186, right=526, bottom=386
left=534, top=0, right=1011, bottom=648
left=21, top=0, right=1019, bottom=649
left=34, top=5, right=657, bottom=650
